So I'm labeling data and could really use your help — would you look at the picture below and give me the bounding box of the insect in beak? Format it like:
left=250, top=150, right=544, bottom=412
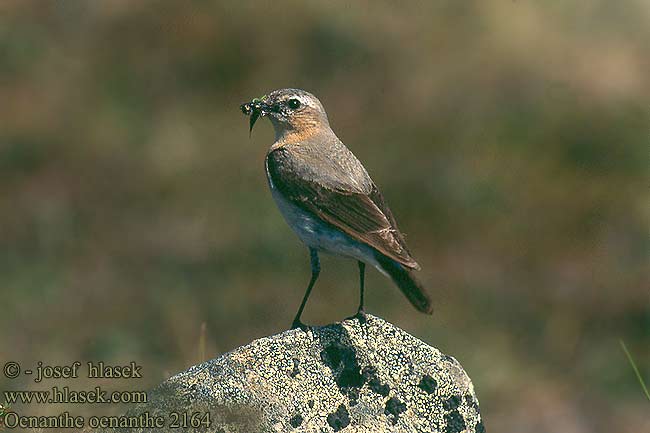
left=240, top=95, right=268, bottom=137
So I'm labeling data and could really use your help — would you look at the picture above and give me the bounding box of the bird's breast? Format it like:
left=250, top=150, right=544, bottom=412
left=265, top=157, right=322, bottom=247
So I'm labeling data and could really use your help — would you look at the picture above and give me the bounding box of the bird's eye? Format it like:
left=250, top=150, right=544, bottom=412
left=287, top=98, right=301, bottom=109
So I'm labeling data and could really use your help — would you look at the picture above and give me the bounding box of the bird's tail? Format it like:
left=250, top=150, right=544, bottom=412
left=375, top=253, right=433, bottom=314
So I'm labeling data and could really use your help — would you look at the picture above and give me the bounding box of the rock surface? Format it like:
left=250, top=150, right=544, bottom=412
left=107, top=315, right=484, bottom=433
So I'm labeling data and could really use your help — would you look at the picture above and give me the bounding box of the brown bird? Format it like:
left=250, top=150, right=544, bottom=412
left=241, top=88, right=432, bottom=329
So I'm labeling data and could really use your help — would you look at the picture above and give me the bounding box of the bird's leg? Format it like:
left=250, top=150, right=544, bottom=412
left=357, top=261, right=365, bottom=312
left=355, top=261, right=368, bottom=322
left=291, top=248, right=320, bottom=330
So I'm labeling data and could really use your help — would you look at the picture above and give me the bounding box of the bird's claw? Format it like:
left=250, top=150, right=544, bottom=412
left=355, top=308, right=368, bottom=324
left=291, top=319, right=309, bottom=332
left=344, top=308, right=368, bottom=324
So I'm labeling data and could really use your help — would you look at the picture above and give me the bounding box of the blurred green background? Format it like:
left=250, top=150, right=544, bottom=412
left=1, top=1, right=648, bottom=432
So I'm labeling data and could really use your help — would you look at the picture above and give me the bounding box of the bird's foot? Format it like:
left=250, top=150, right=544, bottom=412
left=345, top=308, right=368, bottom=324
left=291, top=319, right=309, bottom=332
left=355, top=308, right=368, bottom=324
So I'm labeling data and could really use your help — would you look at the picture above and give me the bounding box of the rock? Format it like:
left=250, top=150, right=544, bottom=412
left=105, top=314, right=484, bottom=433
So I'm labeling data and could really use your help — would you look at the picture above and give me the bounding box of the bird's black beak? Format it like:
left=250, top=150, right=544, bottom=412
left=240, top=98, right=271, bottom=137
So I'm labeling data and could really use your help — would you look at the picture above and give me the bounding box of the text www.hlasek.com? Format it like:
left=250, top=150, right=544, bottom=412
left=4, top=387, right=147, bottom=404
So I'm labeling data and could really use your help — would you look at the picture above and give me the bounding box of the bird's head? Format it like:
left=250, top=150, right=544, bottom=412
left=241, top=88, right=329, bottom=140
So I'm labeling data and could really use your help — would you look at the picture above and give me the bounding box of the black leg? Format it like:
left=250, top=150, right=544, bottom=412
left=291, top=248, right=320, bottom=330
left=357, top=261, right=365, bottom=313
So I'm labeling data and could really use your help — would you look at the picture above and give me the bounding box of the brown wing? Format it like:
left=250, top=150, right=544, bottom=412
left=267, top=149, right=420, bottom=270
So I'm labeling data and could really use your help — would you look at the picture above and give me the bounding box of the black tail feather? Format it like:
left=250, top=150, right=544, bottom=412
left=375, top=253, right=433, bottom=314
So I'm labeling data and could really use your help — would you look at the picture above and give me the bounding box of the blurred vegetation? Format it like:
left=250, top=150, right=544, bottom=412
left=0, top=1, right=648, bottom=432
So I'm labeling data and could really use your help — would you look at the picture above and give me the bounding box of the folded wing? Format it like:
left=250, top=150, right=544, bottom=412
left=267, top=148, right=420, bottom=270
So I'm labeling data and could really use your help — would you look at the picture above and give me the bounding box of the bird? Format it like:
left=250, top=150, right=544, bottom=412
left=241, top=88, right=432, bottom=329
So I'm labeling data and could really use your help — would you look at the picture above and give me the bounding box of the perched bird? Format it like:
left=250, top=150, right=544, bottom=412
left=241, top=88, right=432, bottom=328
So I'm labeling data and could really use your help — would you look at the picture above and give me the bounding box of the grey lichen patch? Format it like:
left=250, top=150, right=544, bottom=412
left=97, top=314, right=483, bottom=433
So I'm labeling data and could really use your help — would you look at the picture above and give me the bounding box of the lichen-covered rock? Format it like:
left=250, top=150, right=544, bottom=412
left=107, top=314, right=484, bottom=433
